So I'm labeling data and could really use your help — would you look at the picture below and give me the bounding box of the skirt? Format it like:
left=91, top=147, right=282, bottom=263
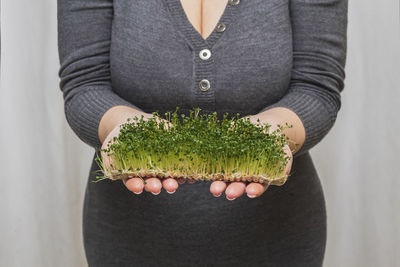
left=82, top=151, right=327, bottom=267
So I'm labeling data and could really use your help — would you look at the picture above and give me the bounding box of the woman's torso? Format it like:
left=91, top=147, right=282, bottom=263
left=83, top=1, right=326, bottom=266
left=109, top=0, right=292, bottom=119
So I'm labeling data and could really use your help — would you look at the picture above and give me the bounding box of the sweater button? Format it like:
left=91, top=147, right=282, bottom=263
left=215, top=23, right=226, bottom=33
left=199, top=49, right=211, bottom=60
left=199, top=79, right=211, bottom=91
left=228, top=0, right=240, bottom=6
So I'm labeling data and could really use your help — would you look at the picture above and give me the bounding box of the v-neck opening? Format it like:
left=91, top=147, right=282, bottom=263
left=165, top=0, right=241, bottom=49
left=177, top=1, right=229, bottom=42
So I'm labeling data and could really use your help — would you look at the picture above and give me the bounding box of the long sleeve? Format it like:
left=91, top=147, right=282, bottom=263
left=57, top=0, right=144, bottom=150
left=259, top=0, right=348, bottom=157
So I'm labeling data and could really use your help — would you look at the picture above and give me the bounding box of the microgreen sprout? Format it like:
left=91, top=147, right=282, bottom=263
left=93, top=107, right=297, bottom=186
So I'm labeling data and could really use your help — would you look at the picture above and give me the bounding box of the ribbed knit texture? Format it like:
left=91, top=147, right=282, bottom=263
left=57, top=0, right=347, bottom=155
left=259, top=0, right=347, bottom=156
left=63, top=86, right=144, bottom=149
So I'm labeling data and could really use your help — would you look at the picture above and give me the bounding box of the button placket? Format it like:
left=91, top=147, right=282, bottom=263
left=198, top=48, right=212, bottom=92
left=195, top=0, right=241, bottom=107
left=165, top=0, right=242, bottom=111
left=195, top=45, right=214, bottom=107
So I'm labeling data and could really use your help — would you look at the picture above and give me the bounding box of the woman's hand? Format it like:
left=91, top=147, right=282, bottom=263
left=101, top=115, right=197, bottom=195
left=209, top=144, right=292, bottom=200
left=209, top=115, right=294, bottom=200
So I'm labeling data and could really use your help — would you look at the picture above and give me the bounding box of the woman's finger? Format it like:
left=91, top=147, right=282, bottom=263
left=123, top=177, right=145, bottom=194
left=162, top=178, right=179, bottom=194
left=225, top=182, right=246, bottom=200
left=210, top=181, right=227, bottom=197
left=245, top=182, right=269, bottom=198
left=144, top=177, right=163, bottom=195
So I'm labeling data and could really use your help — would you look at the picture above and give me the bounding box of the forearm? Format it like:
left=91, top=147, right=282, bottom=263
left=253, top=0, right=347, bottom=157
left=98, top=105, right=151, bottom=145
left=252, top=107, right=306, bottom=155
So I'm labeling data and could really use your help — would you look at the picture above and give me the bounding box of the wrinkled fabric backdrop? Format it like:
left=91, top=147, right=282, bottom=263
left=0, top=0, right=398, bottom=266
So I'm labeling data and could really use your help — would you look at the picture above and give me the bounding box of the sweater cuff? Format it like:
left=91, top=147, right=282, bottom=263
left=64, top=86, right=144, bottom=150
left=259, top=89, right=338, bottom=158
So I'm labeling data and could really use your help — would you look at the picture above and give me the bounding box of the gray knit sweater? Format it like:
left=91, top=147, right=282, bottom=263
left=57, top=0, right=347, bottom=157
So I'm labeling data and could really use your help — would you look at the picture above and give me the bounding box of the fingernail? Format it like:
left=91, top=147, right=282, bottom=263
left=151, top=191, right=161, bottom=195
left=247, top=194, right=256, bottom=198
left=166, top=190, right=176, bottom=194
left=213, top=193, right=222, bottom=197
left=226, top=195, right=236, bottom=201
left=133, top=190, right=143, bottom=195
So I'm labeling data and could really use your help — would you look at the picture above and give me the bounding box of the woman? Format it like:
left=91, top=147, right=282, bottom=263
left=57, top=0, right=347, bottom=266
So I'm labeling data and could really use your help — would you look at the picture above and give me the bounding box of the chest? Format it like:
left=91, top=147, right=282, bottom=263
left=179, top=0, right=229, bottom=41
left=110, top=0, right=293, bottom=118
